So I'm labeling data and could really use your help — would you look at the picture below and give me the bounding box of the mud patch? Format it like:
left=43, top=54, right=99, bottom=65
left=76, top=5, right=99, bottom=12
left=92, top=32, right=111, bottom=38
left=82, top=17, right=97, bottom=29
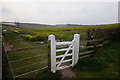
left=58, top=62, right=76, bottom=78
left=60, top=67, right=76, bottom=78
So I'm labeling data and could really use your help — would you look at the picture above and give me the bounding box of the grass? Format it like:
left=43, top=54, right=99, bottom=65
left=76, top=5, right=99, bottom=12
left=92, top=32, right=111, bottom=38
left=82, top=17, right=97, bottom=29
left=13, top=62, right=47, bottom=76
left=2, top=24, right=119, bottom=78
left=74, top=41, right=120, bottom=78
left=8, top=45, right=49, bottom=76
left=3, top=23, right=118, bottom=42
left=20, top=69, right=62, bottom=78
left=8, top=46, right=48, bottom=61
left=8, top=45, right=48, bottom=76
left=11, top=56, right=47, bottom=69
left=11, top=40, right=33, bottom=49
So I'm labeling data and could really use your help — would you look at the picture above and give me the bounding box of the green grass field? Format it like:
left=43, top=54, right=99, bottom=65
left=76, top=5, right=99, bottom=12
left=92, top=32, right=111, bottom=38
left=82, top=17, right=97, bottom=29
left=2, top=23, right=119, bottom=78
left=2, top=23, right=119, bottom=42
left=74, top=41, right=120, bottom=78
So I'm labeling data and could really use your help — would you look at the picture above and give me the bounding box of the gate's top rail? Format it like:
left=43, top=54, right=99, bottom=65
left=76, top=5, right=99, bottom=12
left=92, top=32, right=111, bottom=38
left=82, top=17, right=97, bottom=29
left=56, top=41, right=72, bottom=45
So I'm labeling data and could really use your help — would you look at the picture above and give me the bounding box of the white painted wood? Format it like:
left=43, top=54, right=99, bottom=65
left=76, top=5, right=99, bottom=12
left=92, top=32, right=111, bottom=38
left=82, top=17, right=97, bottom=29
left=56, top=41, right=72, bottom=45
left=48, top=35, right=56, bottom=73
left=57, top=64, right=72, bottom=70
left=56, top=59, right=72, bottom=64
left=56, top=42, right=73, bottom=68
left=48, top=34, right=80, bottom=73
left=74, top=34, right=80, bottom=65
left=72, top=40, right=75, bottom=67
left=56, top=53, right=73, bottom=58
left=56, top=48, right=73, bottom=52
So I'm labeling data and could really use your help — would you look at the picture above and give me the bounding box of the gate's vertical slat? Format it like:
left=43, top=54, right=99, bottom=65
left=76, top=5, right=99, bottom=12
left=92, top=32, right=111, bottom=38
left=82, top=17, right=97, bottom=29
left=74, top=34, right=80, bottom=65
left=48, top=35, right=56, bottom=73
left=72, top=40, right=74, bottom=67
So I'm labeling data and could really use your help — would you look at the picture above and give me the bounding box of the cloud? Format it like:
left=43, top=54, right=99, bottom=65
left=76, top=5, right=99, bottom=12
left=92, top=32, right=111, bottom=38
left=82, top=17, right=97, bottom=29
left=1, top=0, right=119, bottom=2
left=2, top=2, right=118, bottom=24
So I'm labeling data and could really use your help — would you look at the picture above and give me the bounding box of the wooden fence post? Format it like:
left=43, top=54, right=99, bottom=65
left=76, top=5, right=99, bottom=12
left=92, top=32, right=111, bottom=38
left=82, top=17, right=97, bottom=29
left=74, top=34, right=80, bottom=65
left=48, top=35, right=56, bottom=73
left=91, top=29, right=94, bottom=40
left=2, top=43, right=15, bottom=79
left=48, top=40, right=51, bottom=72
left=87, top=29, right=91, bottom=51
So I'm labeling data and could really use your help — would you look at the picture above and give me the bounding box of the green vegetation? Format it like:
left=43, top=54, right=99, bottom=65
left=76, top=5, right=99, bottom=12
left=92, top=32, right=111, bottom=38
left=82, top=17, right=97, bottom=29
left=19, top=23, right=118, bottom=41
left=2, top=23, right=119, bottom=78
left=3, top=23, right=118, bottom=42
left=19, top=69, right=62, bottom=78
left=74, top=41, right=119, bottom=78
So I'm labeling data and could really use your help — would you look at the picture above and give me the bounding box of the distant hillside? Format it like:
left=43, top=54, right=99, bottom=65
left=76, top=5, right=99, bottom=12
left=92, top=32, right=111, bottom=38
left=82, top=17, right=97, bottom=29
left=2, top=21, right=119, bottom=28
left=1, top=22, right=17, bottom=27
left=1, top=22, right=90, bottom=28
left=19, top=23, right=55, bottom=28
left=1, top=22, right=56, bottom=28
left=55, top=24, right=89, bottom=27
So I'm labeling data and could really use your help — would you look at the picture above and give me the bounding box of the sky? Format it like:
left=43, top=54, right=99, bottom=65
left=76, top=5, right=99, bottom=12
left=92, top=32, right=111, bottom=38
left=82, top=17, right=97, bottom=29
left=1, top=0, right=119, bottom=25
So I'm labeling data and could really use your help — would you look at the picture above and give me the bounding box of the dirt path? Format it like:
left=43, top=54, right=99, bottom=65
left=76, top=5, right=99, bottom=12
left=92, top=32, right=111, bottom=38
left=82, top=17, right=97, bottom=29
left=60, top=67, right=76, bottom=78
left=59, top=62, right=76, bottom=78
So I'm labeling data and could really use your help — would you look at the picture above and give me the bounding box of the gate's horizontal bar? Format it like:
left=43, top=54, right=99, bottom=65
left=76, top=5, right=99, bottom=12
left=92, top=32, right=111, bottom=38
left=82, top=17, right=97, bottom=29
left=79, top=54, right=92, bottom=59
left=56, top=48, right=73, bottom=52
left=79, top=50, right=94, bottom=55
left=13, top=60, right=48, bottom=71
left=57, top=64, right=72, bottom=70
left=15, top=66, right=48, bottom=78
left=56, top=41, right=72, bottom=45
left=56, top=59, right=72, bottom=64
left=10, top=54, right=47, bottom=63
left=56, top=53, right=73, bottom=58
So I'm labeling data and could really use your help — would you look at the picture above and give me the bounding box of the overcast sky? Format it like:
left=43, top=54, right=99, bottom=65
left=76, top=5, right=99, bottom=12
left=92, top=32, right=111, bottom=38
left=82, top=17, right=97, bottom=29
left=1, top=0, right=119, bottom=25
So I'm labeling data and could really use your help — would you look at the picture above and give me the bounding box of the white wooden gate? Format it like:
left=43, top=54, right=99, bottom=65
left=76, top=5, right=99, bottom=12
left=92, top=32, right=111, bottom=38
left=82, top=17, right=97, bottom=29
left=48, top=34, right=80, bottom=73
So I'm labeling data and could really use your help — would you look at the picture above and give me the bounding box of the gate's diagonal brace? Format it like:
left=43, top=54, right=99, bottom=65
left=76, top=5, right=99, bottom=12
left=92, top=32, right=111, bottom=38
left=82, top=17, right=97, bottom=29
left=56, top=41, right=74, bottom=68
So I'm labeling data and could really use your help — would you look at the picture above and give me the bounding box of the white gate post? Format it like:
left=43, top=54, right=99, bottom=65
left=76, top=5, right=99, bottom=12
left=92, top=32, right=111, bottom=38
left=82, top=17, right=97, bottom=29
left=48, top=35, right=56, bottom=73
left=74, top=34, right=80, bottom=65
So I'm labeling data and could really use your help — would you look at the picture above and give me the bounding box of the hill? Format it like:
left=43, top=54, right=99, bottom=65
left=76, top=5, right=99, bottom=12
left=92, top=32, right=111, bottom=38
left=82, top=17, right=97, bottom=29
left=1, top=21, right=119, bottom=28
left=55, top=24, right=89, bottom=27
left=18, top=23, right=54, bottom=28
left=1, top=22, right=55, bottom=28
